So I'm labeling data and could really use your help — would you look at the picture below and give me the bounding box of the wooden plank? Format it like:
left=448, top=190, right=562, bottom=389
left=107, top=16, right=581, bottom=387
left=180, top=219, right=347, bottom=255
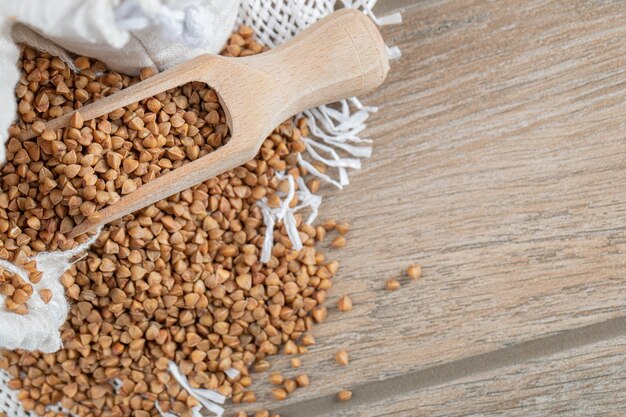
left=269, top=316, right=626, bottom=416
left=312, top=327, right=626, bottom=416
left=230, top=0, right=626, bottom=414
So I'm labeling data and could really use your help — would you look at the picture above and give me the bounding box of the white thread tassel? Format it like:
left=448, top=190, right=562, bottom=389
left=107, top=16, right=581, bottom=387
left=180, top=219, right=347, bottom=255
left=168, top=362, right=225, bottom=417
left=374, top=12, right=402, bottom=26
left=299, top=99, right=376, bottom=188
left=224, top=368, right=240, bottom=379
left=155, top=402, right=179, bottom=417
left=257, top=172, right=324, bottom=262
left=257, top=173, right=299, bottom=262
left=259, top=203, right=277, bottom=263
left=387, top=45, right=402, bottom=59
left=293, top=177, right=322, bottom=225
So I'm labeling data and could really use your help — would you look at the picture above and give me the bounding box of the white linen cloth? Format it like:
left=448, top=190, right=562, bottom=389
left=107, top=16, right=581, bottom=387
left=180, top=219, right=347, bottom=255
left=0, top=1, right=401, bottom=415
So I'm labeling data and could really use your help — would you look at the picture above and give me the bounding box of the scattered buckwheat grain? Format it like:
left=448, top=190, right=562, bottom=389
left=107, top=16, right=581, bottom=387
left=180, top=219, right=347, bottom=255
left=338, top=295, right=352, bottom=311
left=386, top=277, right=400, bottom=291
left=337, top=390, right=352, bottom=402
left=407, top=263, right=422, bottom=280
left=335, top=350, right=349, bottom=366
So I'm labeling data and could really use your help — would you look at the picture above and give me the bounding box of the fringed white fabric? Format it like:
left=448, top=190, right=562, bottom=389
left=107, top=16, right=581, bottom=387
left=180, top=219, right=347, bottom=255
left=257, top=172, right=324, bottom=262
left=257, top=172, right=299, bottom=263
left=240, top=0, right=401, bottom=260
left=224, top=368, right=241, bottom=380
left=345, top=0, right=402, bottom=27
left=293, top=177, right=322, bottom=225
left=156, top=401, right=179, bottom=417
left=387, top=45, right=402, bottom=59
left=0, top=1, right=402, bottom=416
left=167, top=362, right=226, bottom=417
left=0, top=231, right=101, bottom=353
left=156, top=403, right=205, bottom=417
left=301, top=98, right=377, bottom=188
left=0, top=20, right=19, bottom=167
left=0, top=232, right=100, bottom=417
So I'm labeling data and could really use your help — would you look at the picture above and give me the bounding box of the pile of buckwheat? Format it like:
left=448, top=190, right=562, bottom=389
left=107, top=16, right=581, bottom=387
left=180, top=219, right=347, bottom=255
left=0, top=26, right=352, bottom=417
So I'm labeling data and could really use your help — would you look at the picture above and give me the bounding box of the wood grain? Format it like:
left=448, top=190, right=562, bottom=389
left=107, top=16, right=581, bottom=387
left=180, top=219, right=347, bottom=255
left=314, top=328, right=626, bottom=416
left=229, top=0, right=626, bottom=415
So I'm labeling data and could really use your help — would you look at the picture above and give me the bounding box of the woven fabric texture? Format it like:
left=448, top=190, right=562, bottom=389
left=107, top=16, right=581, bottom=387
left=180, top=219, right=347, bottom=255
left=0, top=0, right=399, bottom=415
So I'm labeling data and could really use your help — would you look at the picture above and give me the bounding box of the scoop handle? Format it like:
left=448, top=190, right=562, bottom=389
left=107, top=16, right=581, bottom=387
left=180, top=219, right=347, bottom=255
left=247, top=8, right=389, bottom=118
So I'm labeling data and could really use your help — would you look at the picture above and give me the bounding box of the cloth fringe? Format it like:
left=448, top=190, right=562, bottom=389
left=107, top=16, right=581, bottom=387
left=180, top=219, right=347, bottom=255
left=0, top=1, right=403, bottom=417
left=256, top=1, right=402, bottom=260
left=167, top=362, right=226, bottom=417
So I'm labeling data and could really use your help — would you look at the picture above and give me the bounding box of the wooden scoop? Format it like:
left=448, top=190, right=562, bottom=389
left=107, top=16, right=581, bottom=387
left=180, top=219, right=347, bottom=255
left=25, top=9, right=389, bottom=238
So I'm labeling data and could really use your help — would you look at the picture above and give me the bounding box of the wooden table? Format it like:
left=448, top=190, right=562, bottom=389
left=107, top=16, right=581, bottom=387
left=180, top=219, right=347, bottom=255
left=233, top=1, right=626, bottom=415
